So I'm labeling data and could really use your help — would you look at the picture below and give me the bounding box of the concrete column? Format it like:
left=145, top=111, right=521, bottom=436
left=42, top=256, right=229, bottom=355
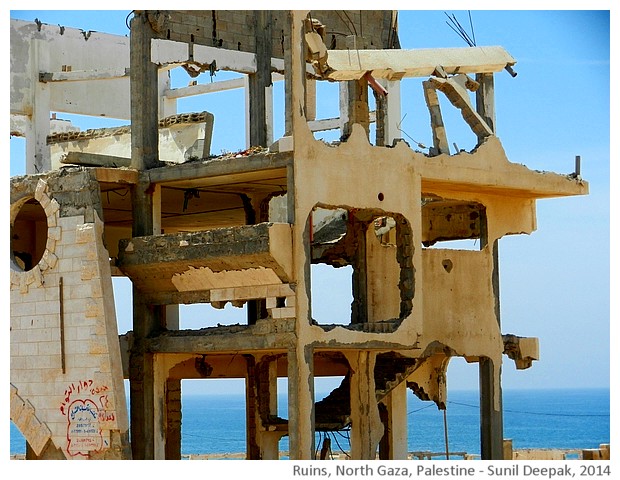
left=152, top=355, right=167, bottom=459
left=479, top=238, right=504, bottom=459
left=342, top=78, right=370, bottom=140
left=287, top=346, right=315, bottom=459
left=380, top=382, right=409, bottom=459
left=29, top=40, right=51, bottom=174
left=423, top=81, right=450, bottom=155
left=476, top=73, right=503, bottom=459
left=476, top=73, right=495, bottom=142
left=283, top=13, right=293, bottom=137
left=249, top=11, right=273, bottom=148
left=305, top=79, right=317, bottom=122
left=384, top=80, right=402, bottom=146
left=350, top=216, right=369, bottom=325
left=347, top=351, right=382, bottom=459
left=245, top=355, right=261, bottom=459
left=128, top=11, right=165, bottom=459
left=165, top=378, right=182, bottom=459
left=164, top=307, right=181, bottom=459
left=256, top=357, right=282, bottom=459
left=130, top=12, right=159, bottom=170
left=479, top=357, right=503, bottom=459
left=158, top=68, right=177, bottom=118
left=129, top=292, right=165, bottom=459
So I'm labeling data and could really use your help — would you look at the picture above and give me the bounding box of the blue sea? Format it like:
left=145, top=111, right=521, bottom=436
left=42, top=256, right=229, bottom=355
left=9, top=388, right=609, bottom=458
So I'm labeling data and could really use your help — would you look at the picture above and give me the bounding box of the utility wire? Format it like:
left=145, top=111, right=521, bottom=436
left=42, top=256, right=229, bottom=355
left=408, top=403, right=436, bottom=415
left=447, top=400, right=609, bottom=418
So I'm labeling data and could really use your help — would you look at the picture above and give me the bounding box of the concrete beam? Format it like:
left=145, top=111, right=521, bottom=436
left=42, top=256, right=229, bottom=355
left=39, top=68, right=129, bottom=83
left=320, top=46, right=516, bottom=81
left=147, top=327, right=295, bottom=354
left=146, top=151, right=291, bottom=186
left=429, top=75, right=494, bottom=139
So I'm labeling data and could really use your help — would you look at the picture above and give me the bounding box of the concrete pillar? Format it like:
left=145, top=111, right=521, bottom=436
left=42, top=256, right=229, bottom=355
left=366, top=223, right=401, bottom=322
left=130, top=12, right=160, bottom=170
left=305, top=79, right=317, bottom=122
left=158, top=68, right=177, bottom=118
left=351, top=216, right=369, bottom=325
left=283, top=13, right=293, bottom=137
left=287, top=346, right=315, bottom=459
left=423, top=81, right=450, bottom=155
left=128, top=12, right=166, bottom=459
left=479, top=356, right=504, bottom=459
left=152, top=355, right=167, bottom=459
left=248, top=11, right=272, bottom=148
left=347, top=351, right=382, bottom=459
left=476, top=73, right=495, bottom=144
left=384, top=80, right=402, bottom=146
left=476, top=69, right=503, bottom=459
left=245, top=355, right=261, bottom=459
left=342, top=78, right=370, bottom=140
left=379, top=382, right=409, bottom=459
left=29, top=40, right=51, bottom=174
left=165, top=378, right=182, bottom=459
left=129, top=291, right=166, bottom=459
left=256, top=357, right=282, bottom=459
left=164, top=309, right=181, bottom=459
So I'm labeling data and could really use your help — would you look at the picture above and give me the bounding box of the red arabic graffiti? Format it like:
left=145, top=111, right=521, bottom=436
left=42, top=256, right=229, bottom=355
left=60, top=380, right=115, bottom=457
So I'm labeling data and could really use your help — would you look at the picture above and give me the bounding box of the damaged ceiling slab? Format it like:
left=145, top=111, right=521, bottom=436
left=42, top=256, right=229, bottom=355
left=10, top=10, right=587, bottom=461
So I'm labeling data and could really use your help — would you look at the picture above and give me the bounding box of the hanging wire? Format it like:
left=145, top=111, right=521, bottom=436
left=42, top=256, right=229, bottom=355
left=329, top=430, right=351, bottom=458
left=448, top=400, right=609, bottom=418
left=407, top=403, right=436, bottom=415
left=335, top=11, right=356, bottom=36
left=396, top=113, right=428, bottom=150
left=342, top=11, right=358, bottom=36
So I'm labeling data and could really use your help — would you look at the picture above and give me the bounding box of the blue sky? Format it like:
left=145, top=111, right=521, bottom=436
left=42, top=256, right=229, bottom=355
left=7, top=8, right=613, bottom=396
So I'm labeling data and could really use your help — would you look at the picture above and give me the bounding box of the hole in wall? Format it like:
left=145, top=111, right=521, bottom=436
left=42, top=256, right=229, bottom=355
left=11, top=197, right=48, bottom=272
left=421, top=196, right=486, bottom=250
left=309, top=205, right=414, bottom=327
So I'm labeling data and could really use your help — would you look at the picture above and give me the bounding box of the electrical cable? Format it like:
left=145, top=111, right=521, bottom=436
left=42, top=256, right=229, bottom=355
left=447, top=400, right=609, bottom=418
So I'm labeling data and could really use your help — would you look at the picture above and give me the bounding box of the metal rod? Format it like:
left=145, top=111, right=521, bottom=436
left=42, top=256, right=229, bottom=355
left=443, top=408, right=450, bottom=460
left=59, top=277, right=66, bottom=374
left=575, top=155, right=581, bottom=176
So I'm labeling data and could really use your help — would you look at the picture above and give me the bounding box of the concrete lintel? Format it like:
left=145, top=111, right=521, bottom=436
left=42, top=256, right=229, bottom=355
left=146, top=151, right=292, bottom=186
left=39, top=68, right=129, bottom=83
left=61, top=152, right=131, bottom=168
left=308, top=111, right=376, bottom=133
left=151, top=39, right=257, bottom=74
left=146, top=328, right=295, bottom=354
left=164, top=77, right=246, bottom=99
left=322, top=46, right=516, bottom=81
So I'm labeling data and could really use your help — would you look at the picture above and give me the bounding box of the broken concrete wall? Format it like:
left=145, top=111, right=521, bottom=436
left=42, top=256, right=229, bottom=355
left=10, top=19, right=131, bottom=120
left=159, top=10, right=395, bottom=57
left=10, top=169, right=130, bottom=459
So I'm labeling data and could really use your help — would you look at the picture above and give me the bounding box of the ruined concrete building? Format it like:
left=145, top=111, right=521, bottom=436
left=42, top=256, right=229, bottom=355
left=10, top=11, right=588, bottom=460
